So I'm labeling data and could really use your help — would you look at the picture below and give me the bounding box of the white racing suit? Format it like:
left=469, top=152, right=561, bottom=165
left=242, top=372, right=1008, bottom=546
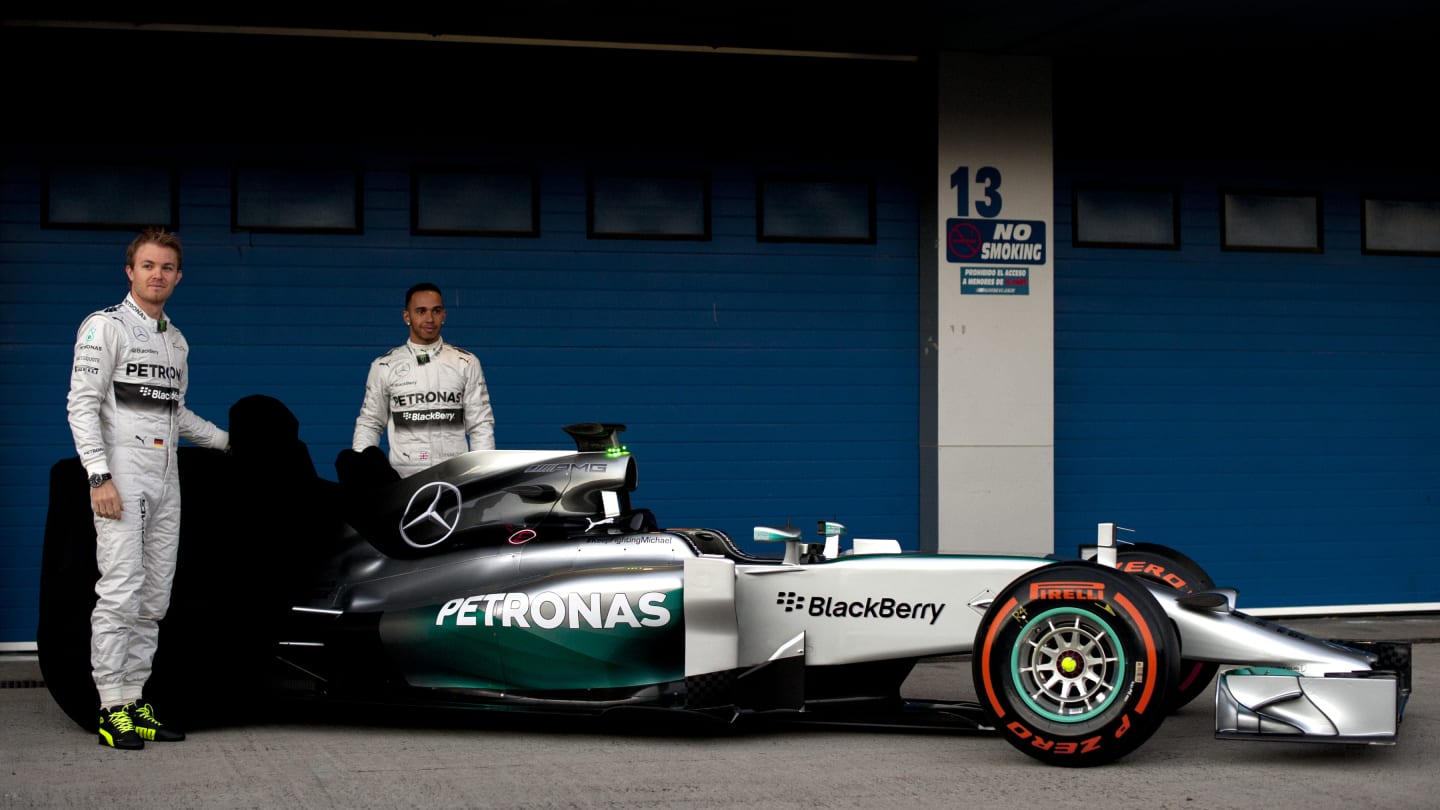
left=352, top=338, right=495, bottom=478
left=66, top=294, right=229, bottom=708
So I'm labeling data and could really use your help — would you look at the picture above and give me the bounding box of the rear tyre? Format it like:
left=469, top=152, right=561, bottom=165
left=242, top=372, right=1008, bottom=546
left=36, top=458, right=101, bottom=731
left=973, top=562, right=1180, bottom=767
left=1114, top=543, right=1220, bottom=711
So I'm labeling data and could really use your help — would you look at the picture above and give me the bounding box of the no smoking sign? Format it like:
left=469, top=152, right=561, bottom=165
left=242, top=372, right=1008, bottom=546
left=946, top=218, right=1046, bottom=265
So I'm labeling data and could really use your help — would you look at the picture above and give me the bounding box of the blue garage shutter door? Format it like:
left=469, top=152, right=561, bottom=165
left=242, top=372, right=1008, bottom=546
left=0, top=149, right=920, bottom=644
left=1054, top=166, right=1440, bottom=609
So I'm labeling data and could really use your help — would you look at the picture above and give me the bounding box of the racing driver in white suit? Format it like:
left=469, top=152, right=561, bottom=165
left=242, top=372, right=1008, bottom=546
left=352, top=282, right=494, bottom=477
left=67, top=229, right=229, bottom=749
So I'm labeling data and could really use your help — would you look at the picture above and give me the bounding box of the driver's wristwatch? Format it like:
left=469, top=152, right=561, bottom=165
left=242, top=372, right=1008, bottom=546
left=88, top=473, right=112, bottom=488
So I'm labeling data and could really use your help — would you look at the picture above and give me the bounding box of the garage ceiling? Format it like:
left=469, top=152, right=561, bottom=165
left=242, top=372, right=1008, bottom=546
left=3, top=3, right=1432, bottom=159
left=5, top=1, right=1437, bottom=58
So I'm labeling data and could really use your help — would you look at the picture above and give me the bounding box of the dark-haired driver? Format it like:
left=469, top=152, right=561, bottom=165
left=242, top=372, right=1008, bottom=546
left=352, top=283, right=494, bottom=477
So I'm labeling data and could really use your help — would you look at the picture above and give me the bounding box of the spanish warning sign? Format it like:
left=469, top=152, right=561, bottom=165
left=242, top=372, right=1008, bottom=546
left=961, top=267, right=1029, bottom=295
left=945, top=218, right=1046, bottom=265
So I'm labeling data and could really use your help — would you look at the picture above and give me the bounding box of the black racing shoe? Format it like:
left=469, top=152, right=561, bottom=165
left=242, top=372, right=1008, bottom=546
left=98, top=705, right=144, bottom=750
left=130, top=700, right=185, bottom=742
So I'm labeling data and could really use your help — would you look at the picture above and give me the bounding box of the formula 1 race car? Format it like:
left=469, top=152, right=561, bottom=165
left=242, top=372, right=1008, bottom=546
left=37, top=396, right=1412, bottom=767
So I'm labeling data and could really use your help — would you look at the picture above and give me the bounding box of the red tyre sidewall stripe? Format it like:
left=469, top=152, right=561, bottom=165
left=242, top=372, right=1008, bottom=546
left=1113, top=592, right=1158, bottom=715
left=980, top=596, right=1019, bottom=719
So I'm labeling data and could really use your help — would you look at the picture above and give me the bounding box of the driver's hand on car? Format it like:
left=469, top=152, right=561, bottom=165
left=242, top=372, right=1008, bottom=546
left=90, top=480, right=122, bottom=520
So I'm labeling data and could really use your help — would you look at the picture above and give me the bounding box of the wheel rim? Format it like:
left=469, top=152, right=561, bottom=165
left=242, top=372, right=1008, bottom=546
left=1011, top=607, right=1126, bottom=723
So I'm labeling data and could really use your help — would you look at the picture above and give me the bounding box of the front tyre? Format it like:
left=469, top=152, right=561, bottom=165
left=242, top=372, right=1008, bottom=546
left=973, top=562, right=1180, bottom=767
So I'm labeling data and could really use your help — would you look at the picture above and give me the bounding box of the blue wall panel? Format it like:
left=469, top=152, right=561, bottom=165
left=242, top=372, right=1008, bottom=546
left=0, top=149, right=920, bottom=643
left=1055, top=162, right=1440, bottom=609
